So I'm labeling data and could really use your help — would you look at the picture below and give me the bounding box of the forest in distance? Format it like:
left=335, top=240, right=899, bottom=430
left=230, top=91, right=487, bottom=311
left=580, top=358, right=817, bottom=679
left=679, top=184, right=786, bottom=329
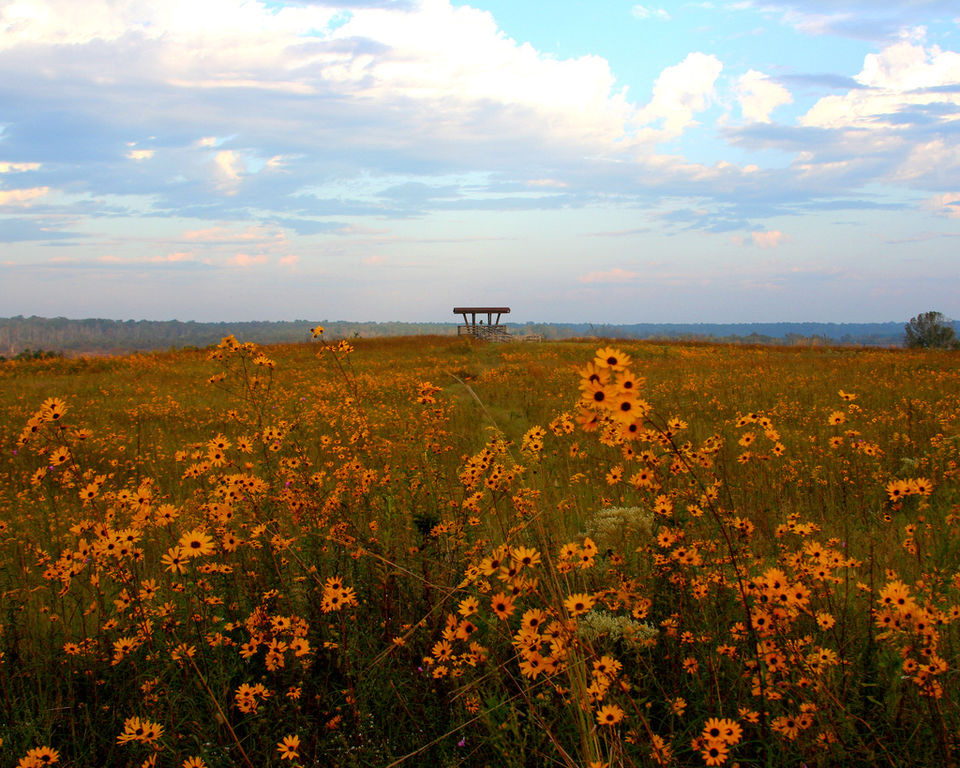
left=1, top=315, right=941, bottom=356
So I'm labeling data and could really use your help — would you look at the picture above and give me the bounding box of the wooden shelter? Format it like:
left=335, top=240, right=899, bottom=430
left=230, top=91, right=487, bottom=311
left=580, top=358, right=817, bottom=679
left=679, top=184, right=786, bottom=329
left=454, top=307, right=511, bottom=342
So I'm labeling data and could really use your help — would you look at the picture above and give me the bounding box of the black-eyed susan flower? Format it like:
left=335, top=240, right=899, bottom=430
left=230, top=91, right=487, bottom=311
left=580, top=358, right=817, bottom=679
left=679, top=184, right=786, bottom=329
left=458, top=596, right=479, bottom=617
left=521, top=426, right=547, bottom=453
left=771, top=715, right=801, bottom=740
left=277, top=734, right=301, bottom=761
left=594, top=347, right=632, bottom=371
left=518, top=651, right=545, bottom=679
left=577, top=361, right=610, bottom=388
left=40, top=397, right=68, bottom=422
left=490, top=592, right=515, bottom=620
left=886, top=479, right=909, bottom=502
left=521, top=608, right=547, bottom=632
left=595, top=703, right=626, bottom=725
left=909, top=477, right=933, bottom=496
left=161, top=546, right=188, bottom=574
left=454, top=619, right=477, bottom=641
left=17, top=746, right=61, bottom=767
left=593, top=655, right=623, bottom=678
left=609, top=392, right=645, bottom=425
left=700, top=739, right=729, bottom=765
left=178, top=529, right=215, bottom=558
left=116, top=716, right=164, bottom=744
left=580, top=378, right=616, bottom=409
left=702, top=718, right=742, bottom=745
left=564, top=592, right=595, bottom=616
left=511, top=546, right=541, bottom=569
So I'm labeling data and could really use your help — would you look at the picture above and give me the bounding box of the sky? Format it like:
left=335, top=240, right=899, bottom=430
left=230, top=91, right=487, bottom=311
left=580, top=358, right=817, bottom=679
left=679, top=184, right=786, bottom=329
left=1, top=0, right=959, bottom=323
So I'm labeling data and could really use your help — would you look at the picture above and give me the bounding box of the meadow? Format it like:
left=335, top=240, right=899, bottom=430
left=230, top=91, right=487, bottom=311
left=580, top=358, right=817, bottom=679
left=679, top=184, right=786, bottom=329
left=1, top=333, right=959, bottom=768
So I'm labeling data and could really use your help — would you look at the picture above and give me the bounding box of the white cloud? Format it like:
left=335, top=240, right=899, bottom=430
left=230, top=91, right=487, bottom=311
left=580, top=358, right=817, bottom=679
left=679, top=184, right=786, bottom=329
left=228, top=253, right=268, bottom=267
left=0, top=0, right=335, bottom=67
left=0, top=186, right=49, bottom=205
left=0, top=162, right=40, bottom=173
left=801, top=41, right=960, bottom=130
left=752, top=230, right=788, bottom=248
left=732, top=230, right=789, bottom=247
left=924, top=192, right=960, bottom=218
left=126, top=149, right=154, bottom=161
left=0, top=0, right=653, bottom=157
left=635, top=52, right=723, bottom=137
left=578, top=267, right=640, bottom=283
left=526, top=178, right=569, bottom=188
left=278, top=253, right=299, bottom=267
left=182, top=224, right=285, bottom=244
left=791, top=40, right=960, bottom=189
left=894, top=139, right=960, bottom=184
left=264, top=155, right=290, bottom=172
left=0, top=0, right=751, bottom=235
left=631, top=5, right=670, bottom=21
left=326, top=0, right=642, bottom=149
left=857, top=38, right=955, bottom=90
left=737, top=2, right=957, bottom=40
left=213, top=150, right=245, bottom=192
left=97, top=252, right=197, bottom=265
left=214, top=150, right=242, bottom=179
left=9, top=0, right=952, bottom=251
left=736, top=70, right=793, bottom=123
left=168, top=77, right=315, bottom=94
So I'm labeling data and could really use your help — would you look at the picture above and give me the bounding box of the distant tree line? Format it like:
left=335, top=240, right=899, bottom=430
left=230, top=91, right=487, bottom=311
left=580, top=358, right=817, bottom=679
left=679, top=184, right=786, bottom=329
left=0, top=316, right=457, bottom=355
left=521, top=322, right=911, bottom=346
left=0, top=315, right=939, bottom=356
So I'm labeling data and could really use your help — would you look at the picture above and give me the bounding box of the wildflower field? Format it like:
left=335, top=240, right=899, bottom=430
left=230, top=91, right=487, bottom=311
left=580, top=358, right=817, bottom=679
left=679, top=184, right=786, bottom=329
left=2, top=333, right=960, bottom=768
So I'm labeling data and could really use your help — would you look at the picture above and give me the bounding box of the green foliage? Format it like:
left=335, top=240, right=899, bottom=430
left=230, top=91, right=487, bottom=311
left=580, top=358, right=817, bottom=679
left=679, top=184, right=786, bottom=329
left=904, top=311, right=960, bottom=350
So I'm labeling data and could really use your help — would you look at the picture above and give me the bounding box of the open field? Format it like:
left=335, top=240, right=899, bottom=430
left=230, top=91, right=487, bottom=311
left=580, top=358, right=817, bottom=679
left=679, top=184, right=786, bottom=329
left=1, top=335, right=960, bottom=767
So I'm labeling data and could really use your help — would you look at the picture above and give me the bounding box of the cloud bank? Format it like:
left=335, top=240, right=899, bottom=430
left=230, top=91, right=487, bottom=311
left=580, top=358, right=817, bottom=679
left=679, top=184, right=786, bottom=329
left=0, top=0, right=957, bottom=322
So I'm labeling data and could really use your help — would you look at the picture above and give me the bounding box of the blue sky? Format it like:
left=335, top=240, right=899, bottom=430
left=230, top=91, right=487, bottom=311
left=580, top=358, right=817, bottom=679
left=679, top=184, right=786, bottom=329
left=1, top=0, right=959, bottom=323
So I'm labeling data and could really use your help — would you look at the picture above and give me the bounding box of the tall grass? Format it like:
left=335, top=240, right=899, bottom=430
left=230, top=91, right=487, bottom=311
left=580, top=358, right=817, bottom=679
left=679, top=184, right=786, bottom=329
left=0, top=334, right=958, bottom=767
